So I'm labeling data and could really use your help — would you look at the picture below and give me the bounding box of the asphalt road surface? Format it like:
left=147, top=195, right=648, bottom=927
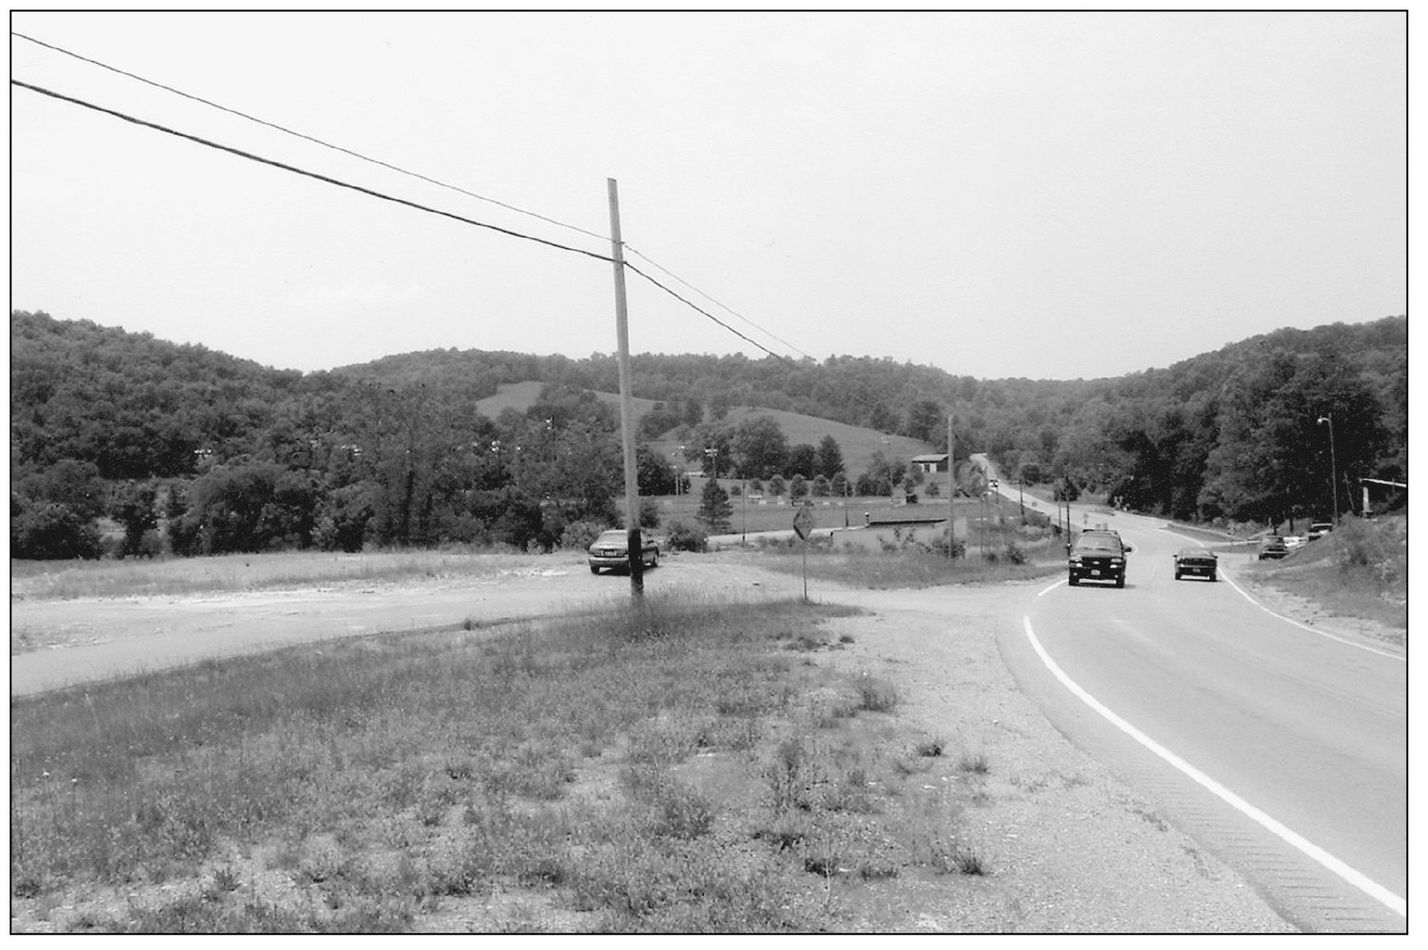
left=996, top=495, right=1406, bottom=933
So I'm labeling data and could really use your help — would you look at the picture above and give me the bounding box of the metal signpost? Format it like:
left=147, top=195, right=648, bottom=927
left=793, top=505, right=813, bottom=603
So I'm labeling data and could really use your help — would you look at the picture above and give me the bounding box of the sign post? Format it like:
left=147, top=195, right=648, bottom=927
left=792, top=505, right=814, bottom=603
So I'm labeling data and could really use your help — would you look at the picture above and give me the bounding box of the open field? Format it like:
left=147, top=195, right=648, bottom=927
left=658, top=493, right=1049, bottom=541
left=472, top=381, right=936, bottom=478
left=9, top=560, right=1292, bottom=934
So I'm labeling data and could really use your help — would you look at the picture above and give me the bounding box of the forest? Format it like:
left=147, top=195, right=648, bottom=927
left=9, top=309, right=1407, bottom=559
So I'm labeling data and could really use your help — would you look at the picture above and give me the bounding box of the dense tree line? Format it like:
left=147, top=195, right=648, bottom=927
left=10, top=310, right=1406, bottom=558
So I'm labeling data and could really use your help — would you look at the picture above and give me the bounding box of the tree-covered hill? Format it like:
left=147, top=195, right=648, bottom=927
left=10, top=309, right=1406, bottom=559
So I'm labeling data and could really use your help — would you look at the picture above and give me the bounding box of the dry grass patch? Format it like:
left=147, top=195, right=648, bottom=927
left=12, top=591, right=1001, bottom=933
left=9, top=549, right=540, bottom=601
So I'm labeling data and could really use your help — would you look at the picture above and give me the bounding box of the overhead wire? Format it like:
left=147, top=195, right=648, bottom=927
left=13, top=30, right=811, bottom=365
left=12, top=77, right=807, bottom=370
left=13, top=56, right=920, bottom=432
left=11, top=30, right=610, bottom=247
left=11, top=79, right=614, bottom=264
left=623, top=246, right=816, bottom=361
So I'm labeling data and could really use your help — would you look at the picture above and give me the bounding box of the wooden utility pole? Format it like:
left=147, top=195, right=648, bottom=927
left=607, top=178, right=643, bottom=596
left=946, top=414, right=955, bottom=559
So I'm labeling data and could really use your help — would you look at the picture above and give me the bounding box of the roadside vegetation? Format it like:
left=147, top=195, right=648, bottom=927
left=8, top=549, right=538, bottom=601
left=11, top=594, right=1000, bottom=933
left=1242, top=514, right=1407, bottom=632
left=736, top=516, right=1065, bottom=590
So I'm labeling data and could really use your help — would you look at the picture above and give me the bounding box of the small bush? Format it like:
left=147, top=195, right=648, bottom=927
left=957, top=751, right=990, bottom=775
left=914, top=736, right=945, bottom=758
left=951, top=845, right=987, bottom=876
left=559, top=521, right=606, bottom=552
left=853, top=673, right=898, bottom=713
left=664, top=520, right=708, bottom=553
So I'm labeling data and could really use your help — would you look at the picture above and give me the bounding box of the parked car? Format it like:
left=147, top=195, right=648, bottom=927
left=1173, top=548, right=1218, bottom=581
left=1257, top=536, right=1289, bottom=560
left=1068, top=531, right=1131, bottom=588
left=1308, top=522, right=1334, bottom=541
left=1283, top=535, right=1306, bottom=550
left=587, top=529, right=659, bottom=574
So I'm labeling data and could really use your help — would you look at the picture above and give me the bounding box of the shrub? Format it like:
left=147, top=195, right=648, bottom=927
left=560, top=520, right=606, bottom=552
left=853, top=673, right=898, bottom=712
left=665, top=520, right=708, bottom=553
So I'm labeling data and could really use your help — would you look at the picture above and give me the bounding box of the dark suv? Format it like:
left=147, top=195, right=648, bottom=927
left=1068, top=530, right=1130, bottom=588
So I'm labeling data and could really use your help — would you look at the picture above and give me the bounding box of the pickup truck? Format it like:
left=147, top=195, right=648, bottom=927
left=1068, top=531, right=1130, bottom=588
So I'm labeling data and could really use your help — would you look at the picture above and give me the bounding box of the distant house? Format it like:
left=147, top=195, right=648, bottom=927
left=912, top=453, right=950, bottom=474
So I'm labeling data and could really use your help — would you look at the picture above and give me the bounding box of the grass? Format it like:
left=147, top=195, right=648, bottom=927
left=731, top=537, right=1064, bottom=590
left=11, top=590, right=996, bottom=933
left=8, top=550, right=536, bottom=601
left=1243, top=514, right=1407, bottom=631
left=472, top=381, right=936, bottom=481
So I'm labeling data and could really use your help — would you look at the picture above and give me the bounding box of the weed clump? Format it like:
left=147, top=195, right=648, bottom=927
left=853, top=672, right=899, bottom=713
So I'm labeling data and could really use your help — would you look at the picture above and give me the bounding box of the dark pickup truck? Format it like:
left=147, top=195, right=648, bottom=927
left=1068, top=530, right=1130, bottom=588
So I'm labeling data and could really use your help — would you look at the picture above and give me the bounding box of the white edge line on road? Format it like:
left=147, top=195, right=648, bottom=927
left=1021, top=614, right=1406, bottom=919
left=1037, top=579, right=1064, bottom=597
left=1163, top=529, right=1404, bottom=663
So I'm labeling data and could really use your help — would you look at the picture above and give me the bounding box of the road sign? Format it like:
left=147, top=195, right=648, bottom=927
left=792, top=506, right=813, bottom=541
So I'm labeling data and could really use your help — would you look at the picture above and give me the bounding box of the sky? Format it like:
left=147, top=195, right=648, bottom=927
left=8, top=8, right=1409, bottom=381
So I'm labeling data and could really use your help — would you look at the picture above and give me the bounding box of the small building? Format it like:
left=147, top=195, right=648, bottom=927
left=912, top=453, right=950, bottom=474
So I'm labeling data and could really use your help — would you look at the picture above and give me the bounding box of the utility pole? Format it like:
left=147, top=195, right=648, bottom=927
left=1318, top=415, right=1339, bottom=525
left=608, top=178, right=642, bottom=596
left=946, top=414, right=955, bottom=559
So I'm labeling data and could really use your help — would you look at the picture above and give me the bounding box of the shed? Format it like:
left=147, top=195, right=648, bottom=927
left=911, top=453, right=950, bottom=474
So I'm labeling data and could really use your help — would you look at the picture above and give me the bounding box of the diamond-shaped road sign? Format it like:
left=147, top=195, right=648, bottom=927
left=792, top=506, right=814, bottom=541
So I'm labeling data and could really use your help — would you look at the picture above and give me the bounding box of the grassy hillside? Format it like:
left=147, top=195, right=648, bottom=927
left=474, top=382, right=935, bottom=476
left=1244, top=514, right=1406, bottom=632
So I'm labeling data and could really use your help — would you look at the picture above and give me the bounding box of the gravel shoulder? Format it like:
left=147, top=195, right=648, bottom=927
left=812, top=582, right=1293, bottom=932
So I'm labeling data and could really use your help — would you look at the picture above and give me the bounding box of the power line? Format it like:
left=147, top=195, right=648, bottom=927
left=13, top=30, right=815, bottom=368
left=11, top=77, right=806, bottom=369
left=12, top=78, right=615, bottom=263
left=624, top=262, right=799, bottom=367
left=20, top=78, right=914, bottom=438
left=623, top=246, right=816, bottom=361
left=11, top=30, right=611, bottom=247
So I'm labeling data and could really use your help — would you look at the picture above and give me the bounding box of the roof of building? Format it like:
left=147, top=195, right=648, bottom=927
left=911, top=453, right=950, bottom=463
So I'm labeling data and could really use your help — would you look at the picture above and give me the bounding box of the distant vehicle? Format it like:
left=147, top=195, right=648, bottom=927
left=1174, top=548, right=1218, bottom=582
left=587, top=529, right=659, bottom=574
left=1308, top=522, right=1334, bottom=541
left=1283, top=535, right=1307, bottom=550
left=1068, top=531, right=1130, bottom=587
left=1257, top=536, right=1289, bottom=560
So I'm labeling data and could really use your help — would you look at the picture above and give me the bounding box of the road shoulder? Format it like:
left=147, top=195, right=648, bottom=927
left=816, top=583, right=1293, bottom=932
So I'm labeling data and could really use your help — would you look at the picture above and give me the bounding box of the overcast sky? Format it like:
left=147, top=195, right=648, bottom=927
left=9, top=9, right=1407, bottom=381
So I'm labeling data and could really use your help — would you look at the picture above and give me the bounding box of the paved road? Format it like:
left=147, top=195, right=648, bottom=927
left=997, top=499, right=1406, bottom=933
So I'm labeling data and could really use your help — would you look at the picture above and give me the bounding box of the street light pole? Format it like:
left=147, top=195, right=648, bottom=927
left=1318, top=415, right=1340, bottom=524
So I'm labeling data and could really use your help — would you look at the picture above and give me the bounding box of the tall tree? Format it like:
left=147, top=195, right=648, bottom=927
left=906, top=399, right=944, bottom=442
left=697, top=478, right=732, bottom=532
left=814, top=434, right=845, bottom=480
left=730, top=415, right=789, bottom=479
